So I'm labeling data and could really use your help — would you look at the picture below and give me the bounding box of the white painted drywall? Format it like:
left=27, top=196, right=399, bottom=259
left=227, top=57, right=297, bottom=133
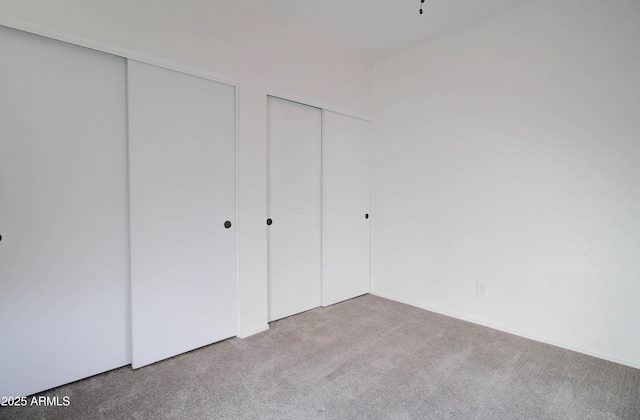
left=0, top=0, right=373, bottom=338
left=373, top=0, right=640, bottom=367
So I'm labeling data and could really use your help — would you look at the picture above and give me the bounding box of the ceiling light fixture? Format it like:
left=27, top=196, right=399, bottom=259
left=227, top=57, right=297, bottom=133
left=419, top=0, right=425, bottom=15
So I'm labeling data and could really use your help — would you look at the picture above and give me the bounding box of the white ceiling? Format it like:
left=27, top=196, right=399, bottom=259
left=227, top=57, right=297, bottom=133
left=247, top=0, right=535, bottom=60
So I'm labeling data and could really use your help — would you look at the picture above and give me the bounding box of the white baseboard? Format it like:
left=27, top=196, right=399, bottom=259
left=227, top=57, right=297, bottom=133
left=237, top=324, right=270, bottom=339
left=370, top=291, right=640, bottom=370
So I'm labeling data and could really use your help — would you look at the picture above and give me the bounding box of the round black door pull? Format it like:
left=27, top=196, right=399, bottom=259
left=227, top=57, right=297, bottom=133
left=266, top=218, right=273, bottom=226
left=224, top=221, right=232, bottom=229
left=365, top=214, right=369, bottom=219
left=0, top=234, right=2, bottom=241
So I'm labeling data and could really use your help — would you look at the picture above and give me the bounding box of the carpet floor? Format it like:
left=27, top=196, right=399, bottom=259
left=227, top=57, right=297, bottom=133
left=1, top=294, right=639, bottom=419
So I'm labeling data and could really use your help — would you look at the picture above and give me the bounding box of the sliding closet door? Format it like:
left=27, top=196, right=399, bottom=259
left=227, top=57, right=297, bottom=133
left=128, top=60, right=237, bottom=368
left=267, top=97, right=322, bottom=321
left=0, top=26, right=130, bottom=397
left=322, top=111, right=371, bottom=306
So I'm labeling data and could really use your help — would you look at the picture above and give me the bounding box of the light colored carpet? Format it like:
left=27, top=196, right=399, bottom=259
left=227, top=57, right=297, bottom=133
left=1, top=294, right=639, bottom=419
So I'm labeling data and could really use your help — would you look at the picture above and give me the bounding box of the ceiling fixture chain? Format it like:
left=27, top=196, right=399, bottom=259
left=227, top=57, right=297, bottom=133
left=420, top=0, right=425, bottom=15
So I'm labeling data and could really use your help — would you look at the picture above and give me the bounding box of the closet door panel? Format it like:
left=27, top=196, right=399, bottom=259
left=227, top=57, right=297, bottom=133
left=322, top=111, right=371, bottom=306
left=128, top=60, right=237, bottom=368
left=267, top=97, right=322, bottom=321
left=0, top=26, right=129, bottom=397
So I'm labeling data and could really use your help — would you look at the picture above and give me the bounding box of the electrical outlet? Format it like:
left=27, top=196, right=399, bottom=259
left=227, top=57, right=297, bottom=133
left=477, top=281, right=488, bottom=296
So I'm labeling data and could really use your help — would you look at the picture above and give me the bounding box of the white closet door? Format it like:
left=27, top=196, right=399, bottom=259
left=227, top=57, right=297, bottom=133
left=128, top=60, right=237, bottom=368
left=267, top=97, right=322, bottom=321
left=322, top=111, right=371, bottom=306
left=0, top=26, right=130, bottom=397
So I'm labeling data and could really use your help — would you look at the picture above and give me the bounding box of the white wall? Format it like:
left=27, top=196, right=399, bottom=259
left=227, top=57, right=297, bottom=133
left=373, top=0, right=640, bottom=367
left=0, top=0, right=373, bottom=338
